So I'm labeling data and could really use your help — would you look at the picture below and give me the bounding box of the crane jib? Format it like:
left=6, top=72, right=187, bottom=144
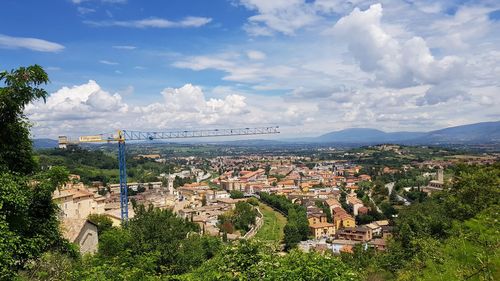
left=60, top=126, right=279, bottom=223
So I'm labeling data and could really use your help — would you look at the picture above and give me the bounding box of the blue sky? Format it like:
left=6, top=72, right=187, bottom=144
left=1, top=0, right=499, bottom=138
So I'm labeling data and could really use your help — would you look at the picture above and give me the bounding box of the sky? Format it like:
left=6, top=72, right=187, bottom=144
left=1, top=0, right=499, bottom=139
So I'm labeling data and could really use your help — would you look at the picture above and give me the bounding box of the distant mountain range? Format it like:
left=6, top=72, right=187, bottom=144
left=33, top=121, right=500, bottom=149
left=306, top=121, right=500, bottom=145
left=33, top=138, right=58, bottom=149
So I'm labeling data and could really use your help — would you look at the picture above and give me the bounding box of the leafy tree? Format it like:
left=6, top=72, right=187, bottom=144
left=258, top=192, right=309, bottom=249
left=380, top=201, right=397, bottom=218
left=0, top=169, right=74, bottom=279
left=0, top=65, right=49, bottom=175
left=232, top=201, right=257, bottom=232
left=87, top=214, right=113, bottom=235
left=188, top=240, right=361, bottom=280
left=396, top=206, right=499, bottom=281
left=229, top=190, right=244, bottom=199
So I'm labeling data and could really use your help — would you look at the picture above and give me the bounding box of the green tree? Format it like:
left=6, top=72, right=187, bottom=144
left=0, top=170, right=74, bottom=279
left=232, top=201, right=257, bottom=232
left=229, top=190, right=245, bottom=199
left=0, top=65, right=49, bottom=175
left=188, top=240, right=361, bottom=280
left=87, top=214, right=113, bottom=235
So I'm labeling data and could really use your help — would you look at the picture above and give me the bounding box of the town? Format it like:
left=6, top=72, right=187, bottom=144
left=48, top=143, right=499, bottom=257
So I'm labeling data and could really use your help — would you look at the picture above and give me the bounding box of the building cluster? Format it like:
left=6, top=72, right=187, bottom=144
left=52, top=174, right=178, bottom=254
left=206, top=158, right=393, bottom=253
left=51, top=156, right=396, bottom=255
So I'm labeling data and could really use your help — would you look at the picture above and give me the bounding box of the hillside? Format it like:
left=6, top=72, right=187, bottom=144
left=311, top=121, right=500, bottom=145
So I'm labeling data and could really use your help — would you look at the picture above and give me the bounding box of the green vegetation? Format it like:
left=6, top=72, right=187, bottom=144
left=349, top=163, right=500, bottom=280
left=87, top=214, right=113, bottom=235
left=254, top=203, right=287, bottom=242
left=219, top=201, right=258, bottom=234
left=258, top=193, right=309, bottom=249
left=0, top=65, right=49, bottom=175
left=37, top=148, right=180, bottom=185
left=0, top=66, right=75, bottom=279
left=229, top=190, right=245, bottom=199
left=2, top=66, right=499, bottom=280
left=315, top=201, right=333, bottom=223
left=186, top=240, right=361, bottom=281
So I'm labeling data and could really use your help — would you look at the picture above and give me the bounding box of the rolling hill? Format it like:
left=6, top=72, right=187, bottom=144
left=311, top=121, right=500, bottom=144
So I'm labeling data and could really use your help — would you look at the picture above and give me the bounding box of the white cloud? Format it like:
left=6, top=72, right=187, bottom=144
left=24, top=1, right=500, bottom=136
left=26, top=80, right=128, bottom=121
left=246, top=50, right=266, bottom=60
left=84, top=16, right=212, bottom=28
left=99, top=60, right=119, bottom=65
left=112, top=45, right=136, bottom=50
left=28, top=81, right=273, bottom=137
left=332, top=3, right=464, bottom=88
left=77, top=7, right=96, bottom=14
left=173, top=52, right=294, bottom=83
left=238, top=0, right=320, bottom=35
left=0, top=34, right=64, bottom=52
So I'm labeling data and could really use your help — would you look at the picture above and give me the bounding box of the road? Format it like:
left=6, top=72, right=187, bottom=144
left=386, top=182, right=410, bottom=205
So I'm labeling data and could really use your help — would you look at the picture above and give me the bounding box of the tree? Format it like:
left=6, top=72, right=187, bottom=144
left=87, top=214, right=113, bottom=235
left=188, top=240, right=361, bottom=280
left=0, top=170, right=74, bottom=279
left=0, top=65, right=49, bottom=175
left=229, top=190, right=244, bottom=199
left=232, top=201, right=257, bottom=232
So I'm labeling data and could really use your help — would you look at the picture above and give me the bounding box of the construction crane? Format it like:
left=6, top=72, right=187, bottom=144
left=58, top=126, right=279, bottom=223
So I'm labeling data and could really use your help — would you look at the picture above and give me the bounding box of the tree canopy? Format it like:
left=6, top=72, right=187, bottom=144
left=0, top=65, right=49, bottom=175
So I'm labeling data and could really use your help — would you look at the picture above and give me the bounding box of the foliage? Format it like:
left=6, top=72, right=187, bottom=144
left=258, top=192, right=309, bottom=249
left=218, top=201, right=258, bottom=234
left=93, top=204, right=222, bottom=276
left=186, top=240, right=361, bottom=281
left=396, top=206, right=499, bottom=281
left=0, top=168, right=75, bottom=279
left=173, top=176, right=193, bottom=188
left=315, top=200, right=333, bottom=223
left=381, top=163, right=500, bottom=274
left=229, top=190, right=244, bottom=199
left=253, top=203, right=286, bottom=243
left=87, top=214, right=113, bottom=235
left=17, top=251, right=78, bottom=281
left=0, top=65, right=49, bottom=175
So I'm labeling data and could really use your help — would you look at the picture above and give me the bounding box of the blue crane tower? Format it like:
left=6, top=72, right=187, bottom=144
left=58, top=126, right=280, bottom=223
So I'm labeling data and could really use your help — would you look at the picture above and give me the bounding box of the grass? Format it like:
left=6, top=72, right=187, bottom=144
left=253, top=203, right=287, bottom=243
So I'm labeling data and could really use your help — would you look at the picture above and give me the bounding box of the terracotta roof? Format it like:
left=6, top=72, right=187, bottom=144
left=325, top=198, right=340, bottom=206
left=61, top=218, right=95, bottom=242
left=375, top=220, right=390, bottom=226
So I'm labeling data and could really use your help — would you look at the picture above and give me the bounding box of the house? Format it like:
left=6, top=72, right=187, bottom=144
left=61, top=218, right=98, bottom=254
left=220, top=179, right=245, bottom=191
left=330, top=239, right=361, bottom=254
left=308, top=213, right=328, bottom=225
left=365, top=222, right=382, bottom=236
left=336, top=226, right=372, bottom=242
left=104, top=206, right=135, bottom=227
left=368, top=238, right=387, bottom=251
left=310, top=222, right=336, bottom=239
left=358, top=206, right=369, bottom=215
left=358, top=174, right=372, bottom=181
left=332, top=207, right=356, bottom=230
left=206, top=190, right=230, bottom=201
left=347, top=195, right=364, bottom=216
left=52, top=188, right=103, bottom=219
left=325, top=198, right=341, bottom=214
